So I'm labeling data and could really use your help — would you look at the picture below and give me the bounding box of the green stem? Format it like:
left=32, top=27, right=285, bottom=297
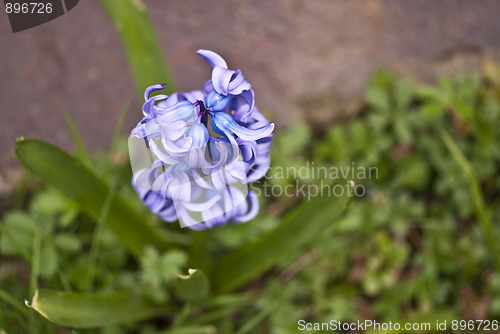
left=85, top=178, right=117, bottom=291
left=440, top=130, right=500, bottom=270
left=189, top=230, right=209, bottom=274
left=171, top=302, right=191, bottom=328
left=29, top=229, right=42, bottom=333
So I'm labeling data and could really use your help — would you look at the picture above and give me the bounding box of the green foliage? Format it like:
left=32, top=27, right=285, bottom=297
left=141, top=247, right=187, bottom=303
left=5, top=64, right=500, bottom=333
left=15, top=138, right=170, bottom=258
left=211, top=187, right=349, bottom=293
left=5, top=66, right=500, bottom=332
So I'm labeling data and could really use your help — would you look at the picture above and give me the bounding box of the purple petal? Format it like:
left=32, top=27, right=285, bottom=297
left=180, top=90, right=205, bottom=103
left=183, top=193, right=221, bottom=212
left=159, top=120, right=186, bottom=141
left=234, top=190, right=259, bottom=223
left=142, top=94, right=168, bottom=117
left=227, top=70, right=251, bottom=95
left=168, top=172, right=191, bottom=202
left=203, top=80, right=214, bottom=95
left=211, top=112, right=275, bottom=141
left=212, top=67, right=235, bottom=96
left=197, top=49, right=228, bottom=69
left=148, top=140, right=178, bottom=165
left=247, top=158, right=270, bottom=183
left=178, top=206, right=203, bottom=228
left=144, top=84, right=166, bottom=102
left=233, top=90, right=255, bottom=122
left=192, top=169, right=215, bottom=190
left=201, top=204, right=225, bottom=227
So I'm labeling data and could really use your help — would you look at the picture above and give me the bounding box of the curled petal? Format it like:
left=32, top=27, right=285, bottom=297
left=197, top=49, right=228, bottom=69
left=227, top=160, right=247, bottom=183
left=233, top=90, right=255, bottom=122
left=144, top=84, right=166, bottom=102
left=247, top=157, right=270, bottom=183
left=183, top=193, right=221, bottom=212
left=234, top=190, right=259, bottom=223
left=212, top=67, right=235, bottom=96
left=211, top=112, right=275, bottom=141
left=201, top=204, right=225, bottom=228
left=227, top=70, right=251, bottom=95
left=192, top=169, right=215, bottom=190
left=142, top=94, right=168, bottom=117
left=178, top=206, right=204, bottom=229
left=162, top=136, right=192, bottom=156
left=238, top=138, right=258, bottom=167
left=148, top=140, right=178, bottom=165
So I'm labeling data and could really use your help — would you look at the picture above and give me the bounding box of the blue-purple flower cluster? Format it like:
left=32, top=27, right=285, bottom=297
left=130, top=50, right=274, bottom=229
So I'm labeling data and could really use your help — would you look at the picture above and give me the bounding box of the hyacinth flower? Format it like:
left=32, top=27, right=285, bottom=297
left=129, top=50, right=274, bottom=229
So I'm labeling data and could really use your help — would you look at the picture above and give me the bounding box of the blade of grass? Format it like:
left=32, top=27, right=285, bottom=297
left=85, top=176, right=118, bottom=291
left=211, top=186, right=351, bottom=293
left=99, top=0, right=176, bottom=98
left=60, top=104, right=91, bottom=168
left=236, top=301, right=276, bottom=334
left=15, top=138, right=170, bottom=258
left=110, top=102, right=129, bottom=154
left=0, top=288, right=29, bottom=316
left=29, top=228, right=42, bottom=333
left=440, top=130, right=500, bottom=270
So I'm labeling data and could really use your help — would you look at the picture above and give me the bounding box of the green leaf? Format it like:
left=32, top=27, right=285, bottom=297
left=141, top=248, right=187, bottom=303
left=211, top=187, right=350, bottom=293
left=176, top=269, right=210, bottom=302
left=0, top=211, right=37, bottom=258
left=54, top=234, right=81, bottom=253
left=99, top=0, right=176, bottom=98
left=421, top=102, right=445, bottom=119
left=15, top=138, right=170, bottom=258
left=27, top=289, right=166, bottom=328
left=394, top=78, right=414, bottom=109
left=366, top=86, right=390, bottom=110
left=141, top=248, right=187, bottom=286
left=39, top=242, right=59, bottom=278
left=31, top=187, right=79, bottom=226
